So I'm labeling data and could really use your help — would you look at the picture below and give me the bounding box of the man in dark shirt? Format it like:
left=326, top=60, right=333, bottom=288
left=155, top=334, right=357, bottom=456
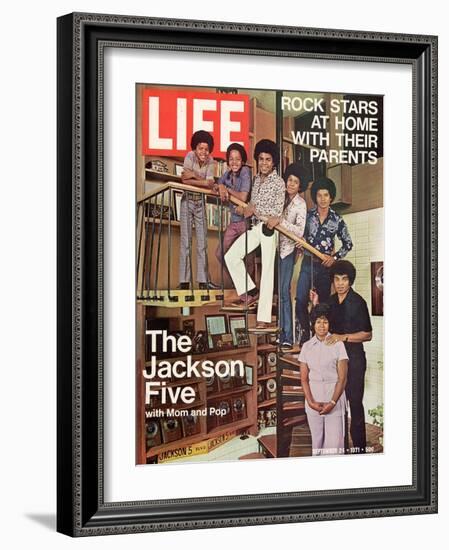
left=311, top=260, right=372, bottom=453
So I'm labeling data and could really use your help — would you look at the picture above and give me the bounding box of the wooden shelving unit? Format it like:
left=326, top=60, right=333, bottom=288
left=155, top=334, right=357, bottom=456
left=137, top=304, right=259, bottom=464
left=258, top=373, right=276, bottom=382
left=207, top=385, right=253, bottom=400
left=145, top=169, right=182, bottom=182
left=136, top=89, right=286, bottom=463
left=208, top=419, right=254, bottom=437
left=255, top=334, right=278, bottom=445
left=257, top=343, right=277, bottom=353
left=258, top=398, right=276, bottom=408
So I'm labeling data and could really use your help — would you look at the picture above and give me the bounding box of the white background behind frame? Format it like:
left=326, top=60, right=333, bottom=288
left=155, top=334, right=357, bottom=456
left=1, top=1, right=444, bottom=547
left=104, top=46, right=412, bottom=502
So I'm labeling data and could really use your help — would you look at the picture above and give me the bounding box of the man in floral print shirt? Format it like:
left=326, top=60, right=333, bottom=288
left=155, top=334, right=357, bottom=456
left=295, top=176, right=353, bottom=345
left=225, top=139, right=285, bottom=330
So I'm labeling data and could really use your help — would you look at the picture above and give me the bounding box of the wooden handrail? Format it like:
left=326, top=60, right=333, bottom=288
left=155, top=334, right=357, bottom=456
left=139, top=182, right=170, bottom=199
left=139, top=182, right=326, bottom=261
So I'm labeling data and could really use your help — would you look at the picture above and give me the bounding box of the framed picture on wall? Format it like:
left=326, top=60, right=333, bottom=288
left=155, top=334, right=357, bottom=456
left=57, top=12, right=437, bottom=537
left=371, top=261, right=384, bottom=316
left=205, top=314, right=228, bottom=349
left=229, top=315, right=247, bottom=346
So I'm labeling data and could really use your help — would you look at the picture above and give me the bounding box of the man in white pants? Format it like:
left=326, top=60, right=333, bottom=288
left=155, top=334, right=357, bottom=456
left=225, top=139, right=285, bottom=330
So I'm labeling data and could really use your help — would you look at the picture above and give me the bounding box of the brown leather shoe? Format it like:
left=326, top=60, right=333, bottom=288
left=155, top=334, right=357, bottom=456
left=225, top=294, right=258, bottom=310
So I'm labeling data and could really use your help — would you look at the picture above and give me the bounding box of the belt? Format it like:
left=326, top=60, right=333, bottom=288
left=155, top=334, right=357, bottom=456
left=304, top=251, right=323, bottom=263
left=183, top=192, right=202, bottom=201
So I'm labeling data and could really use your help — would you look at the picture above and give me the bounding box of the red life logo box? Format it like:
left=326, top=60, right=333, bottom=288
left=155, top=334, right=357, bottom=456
left=141, top=88, right=250, bottom=159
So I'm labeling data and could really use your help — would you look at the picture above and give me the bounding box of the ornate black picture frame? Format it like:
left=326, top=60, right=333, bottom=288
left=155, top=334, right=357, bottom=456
left=57, top=12, right=437, bottom=536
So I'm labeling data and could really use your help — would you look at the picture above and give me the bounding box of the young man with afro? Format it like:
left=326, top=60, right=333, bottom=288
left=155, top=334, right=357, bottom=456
left=178, top=130, right=220, bottom=290
left=215, top=143, right=254, bottom=280
left=265, top=161, right=310, bottom=350
left=225, top=139, right=285, bottom=330
left=295, top=176, right=353, bottom=344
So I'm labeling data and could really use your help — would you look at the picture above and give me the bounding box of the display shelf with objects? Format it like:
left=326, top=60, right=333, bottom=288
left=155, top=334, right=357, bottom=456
left=137, top=303, right=260, bottom=464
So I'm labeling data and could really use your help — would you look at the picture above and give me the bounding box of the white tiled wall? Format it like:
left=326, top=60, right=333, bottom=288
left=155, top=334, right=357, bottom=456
left=344, top=208, right=384, bottom=421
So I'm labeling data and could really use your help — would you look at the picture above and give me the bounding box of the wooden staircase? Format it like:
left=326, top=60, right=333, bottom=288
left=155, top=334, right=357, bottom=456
left=277, top=353, right=310, bottom=457
left=137, top=289, right=226, bottom=308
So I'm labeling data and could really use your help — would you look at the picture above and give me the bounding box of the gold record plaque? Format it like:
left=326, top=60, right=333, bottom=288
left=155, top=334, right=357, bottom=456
left=232, top=396, right=246, bottom=421
left=257, top=354, right=264, bottom=375
left=217, top=400, right=232, bottom=426
left=205, top=372, right=219, bottom=394
left=257, top=382, right=264, bottom=403
left=146, top=420, right=162, bottom=448
left=161, top=417, right=183, bottom=443
left=182, top=413, right=201, bottom=437
left=218, top=369, right=234, bottom=392
left=266, top=378, right=277, bottom=400
left=233, top=368, right=247, bottom=388
left=266, top=352, right=277, bottom=373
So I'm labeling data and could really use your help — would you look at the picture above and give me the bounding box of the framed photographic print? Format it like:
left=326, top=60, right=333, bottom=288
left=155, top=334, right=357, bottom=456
left=181, top=318, right=195, bottom=338
left=174, top=163, right=184, bottom=177
left=371, top=261, right=384, bottom=316
left=191, top=330, right=208, bottom=354
left=210, top=332, right=234, bottom=351
left=57, top=12, right=437, bottom=537
left=234, top=327, right=250, bottom=348
left=205, top=314, right=228, bottom=349
left=229, top=315, right=247, bottom=346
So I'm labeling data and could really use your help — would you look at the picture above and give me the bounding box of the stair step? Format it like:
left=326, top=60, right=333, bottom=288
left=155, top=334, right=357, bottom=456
left=282, top=393, right=305, bottom=403
left=282, top=414, right=307, bottom=427
left=137, top=289, right=224, bottom=308
left=282, top=386, right=303, bottom=394
left=282, top=402, right=305, bottom=411
left=279, top=355, right=300, bottom=368
left=281, top=374, right=301, bottom=384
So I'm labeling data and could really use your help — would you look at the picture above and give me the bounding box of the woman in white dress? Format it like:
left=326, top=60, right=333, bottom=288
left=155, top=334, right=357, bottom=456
left=298, top=304, right=348, bottom=455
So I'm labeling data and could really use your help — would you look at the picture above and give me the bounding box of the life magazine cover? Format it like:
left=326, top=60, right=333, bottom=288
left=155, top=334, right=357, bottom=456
left=136, top=84, right=384, bottom=465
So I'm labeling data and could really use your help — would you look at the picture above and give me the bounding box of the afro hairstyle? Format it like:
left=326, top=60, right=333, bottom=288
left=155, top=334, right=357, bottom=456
left=283, top=162, right=312, bottom=193
left=329, top=260, right=356, bottom=286
left=310, top=176, right=337, bottom=203
left=226, top=142, right=248, bottom=165
left=190, top=130, right=214, bottom=153
left=253, top=139, right=279, bottom=167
